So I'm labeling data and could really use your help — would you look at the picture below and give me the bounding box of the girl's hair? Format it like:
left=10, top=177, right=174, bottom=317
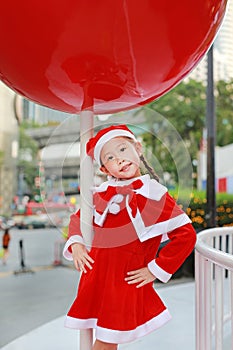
left=125, top=137, right=160, bottom=181
left=140, top=154, right=160, bottom=182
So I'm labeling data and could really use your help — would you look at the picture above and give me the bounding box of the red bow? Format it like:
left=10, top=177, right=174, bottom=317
left=94, top=179, right=143, bottom=217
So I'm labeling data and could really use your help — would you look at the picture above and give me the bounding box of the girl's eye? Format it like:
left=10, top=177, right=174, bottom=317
left=107, top=155, right=114, bottom=161
left=120, top=146, right=126, bottom=152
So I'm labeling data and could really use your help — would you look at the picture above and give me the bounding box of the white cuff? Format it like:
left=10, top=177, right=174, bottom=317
left=63, top=235, right=85, bottom=261
left=148, top=260, right=172, bottom=283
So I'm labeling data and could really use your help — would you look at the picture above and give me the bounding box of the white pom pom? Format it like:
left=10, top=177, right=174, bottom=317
left=113, top=194, right=124, bottom=203
left=109, top=203, right=120, bottom=214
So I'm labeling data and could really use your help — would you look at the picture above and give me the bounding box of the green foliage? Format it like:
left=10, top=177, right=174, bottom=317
left=170, top=189, right=233, bottom=230
left=20, top=119, right=60, bottom=128
left=19, top=127, right=38, bottom=155
left=0, top=150, right=4, bottom=166
left=19, top=125, right=39, bottom=194
left=148, top=79, right=206, bottom=160
left=20, top=120, right=41, bottom=129
left=136, top=79, right=233, bottom=187
left=216, top=79, right=233, bottom=146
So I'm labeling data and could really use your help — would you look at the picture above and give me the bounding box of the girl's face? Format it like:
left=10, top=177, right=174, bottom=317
left=100, top=137, right=142, bottom=180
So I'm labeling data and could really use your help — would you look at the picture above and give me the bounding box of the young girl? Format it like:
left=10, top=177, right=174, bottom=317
left=63, top=124, right=196, bottom=350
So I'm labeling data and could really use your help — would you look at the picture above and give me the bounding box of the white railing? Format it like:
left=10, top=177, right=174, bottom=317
left=195, top=227, right=233, bottom=350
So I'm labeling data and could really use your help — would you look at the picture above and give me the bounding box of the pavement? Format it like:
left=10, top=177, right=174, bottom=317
left=0, top=281, right=196, bottom=350
left=0, top=227, right=197, bottom=349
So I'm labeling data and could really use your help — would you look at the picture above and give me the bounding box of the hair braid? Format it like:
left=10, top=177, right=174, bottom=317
left=140, top=154, right=160, bottom=182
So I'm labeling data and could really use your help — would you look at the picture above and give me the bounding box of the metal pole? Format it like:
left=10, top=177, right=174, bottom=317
left=206, top=45, right=216, bottom=228
left=19, top=239, right=25, bottom=269
left=79, top=110, right=94, bottom=349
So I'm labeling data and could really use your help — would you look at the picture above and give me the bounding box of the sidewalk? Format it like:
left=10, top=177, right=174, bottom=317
left=0, top=282, right=196, bottom=350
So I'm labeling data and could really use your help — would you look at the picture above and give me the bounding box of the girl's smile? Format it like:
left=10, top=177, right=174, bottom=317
left=120, top=162, right=132, bottom=172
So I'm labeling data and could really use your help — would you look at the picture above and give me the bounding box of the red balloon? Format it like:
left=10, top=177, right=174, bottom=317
left=0, top=1, right=227, bottom=114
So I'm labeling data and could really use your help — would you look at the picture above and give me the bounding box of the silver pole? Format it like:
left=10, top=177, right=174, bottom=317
left=206, top=45, right=216, bottom=228
left=79, top=110, right=94, bottom=349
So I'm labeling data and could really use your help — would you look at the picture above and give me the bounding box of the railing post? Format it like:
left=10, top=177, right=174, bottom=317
left=195, top=228, right=233, bottom=350
left=230, top=271, right=233, bottom=350
left=195, top=250, right=201, bottom=350
left=215, top=265, right=223, bottom=350
left=204, top=258, right=212, bottom=350
left=230, top=235, right=233, bottom=350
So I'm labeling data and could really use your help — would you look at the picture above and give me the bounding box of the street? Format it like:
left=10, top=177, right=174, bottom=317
left=0, top=227, right=201, bottom=350
left=0, top=227, right=79, bottom=348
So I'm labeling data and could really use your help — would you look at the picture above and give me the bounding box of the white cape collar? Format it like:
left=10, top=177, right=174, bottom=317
left=92, top=174, right=167, bottom=201
left=92, top=174, right=190, bottom=242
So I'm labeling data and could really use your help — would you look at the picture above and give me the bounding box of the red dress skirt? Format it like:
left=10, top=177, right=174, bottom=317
left=64, top=235, right=171, bottom=344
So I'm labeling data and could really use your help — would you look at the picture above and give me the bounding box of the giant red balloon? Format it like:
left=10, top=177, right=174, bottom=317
left=0, top=1, right=227, bottom=114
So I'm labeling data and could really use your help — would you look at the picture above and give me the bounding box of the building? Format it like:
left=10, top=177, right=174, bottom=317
left=215, top=0, right=233, bottom=79
left=188, top=0, right=233, bottom=82
left=0, top=82, right=19, bottom=216
left=22, top=99, right=74, bottom=125
left=198, top=142, right=233, bottom=193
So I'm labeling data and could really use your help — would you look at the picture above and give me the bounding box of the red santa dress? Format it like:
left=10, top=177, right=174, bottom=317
left=63, top=175, right=196, bottom=344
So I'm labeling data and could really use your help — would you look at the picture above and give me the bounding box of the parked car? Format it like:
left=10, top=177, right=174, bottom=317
left=0, top=216, right=6, bottom=229
left=13, top=200, right=75, bottom=229
left=0, top=216, right=15, bottom=229
left=13, top=214, right=49, bottom=229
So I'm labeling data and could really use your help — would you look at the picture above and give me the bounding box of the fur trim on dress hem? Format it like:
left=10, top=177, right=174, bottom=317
left=64, top=309, right=171, bottom=344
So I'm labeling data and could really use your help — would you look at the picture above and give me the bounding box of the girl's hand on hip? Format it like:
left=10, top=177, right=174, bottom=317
left=125, top=267, right=156, bottom=288
left=71, top=243, right=94, bottom=273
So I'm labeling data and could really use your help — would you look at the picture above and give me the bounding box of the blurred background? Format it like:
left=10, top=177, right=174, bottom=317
left=0, top=2, right=233, bottom=349
left=1, top=2, right=233, bottom=232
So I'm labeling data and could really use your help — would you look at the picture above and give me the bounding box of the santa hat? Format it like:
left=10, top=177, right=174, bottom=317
left=86, top=124, right=137, bottom=165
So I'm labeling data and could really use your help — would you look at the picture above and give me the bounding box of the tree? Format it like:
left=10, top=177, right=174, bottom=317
left=216, top=79, right=233, bottom=146
left=18, top=125, right=39, bottom=195
left=0, top=150, right=4, bottom=166
left=136, top=78, right=233, bottom=187
left=149, top=79, right=206, bottom=158
left=136, top=79, right=206, bottom=186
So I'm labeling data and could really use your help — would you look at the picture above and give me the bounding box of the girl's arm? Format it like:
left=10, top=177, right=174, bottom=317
left=125, top=223, right=196, bottom=288
left=63, top=210, right=94, bottom=272
left=63, top=210, right=85, bottom=260
left=71, top=242, right=94, bottom=273
left=147, top=222, right=196, bottom=283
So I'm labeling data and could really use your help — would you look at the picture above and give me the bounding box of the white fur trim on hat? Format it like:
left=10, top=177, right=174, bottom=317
left=94, top=129, right=137, bottom=165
